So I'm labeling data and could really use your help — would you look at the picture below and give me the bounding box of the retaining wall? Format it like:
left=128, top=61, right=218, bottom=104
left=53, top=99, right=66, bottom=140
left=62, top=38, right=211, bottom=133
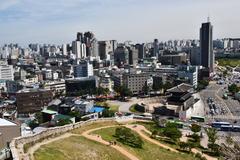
left=10, top=118, right=116, bottom=160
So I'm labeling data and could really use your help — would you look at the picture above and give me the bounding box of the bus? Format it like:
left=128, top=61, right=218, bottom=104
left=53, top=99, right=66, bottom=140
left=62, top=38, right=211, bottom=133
left=220, top=125, right=233, bottom=131
left=211, top=122, right=231, bottom=129
left=190, top=116, right=205, bottom=122
left=232, top=125, right=240, bottom=132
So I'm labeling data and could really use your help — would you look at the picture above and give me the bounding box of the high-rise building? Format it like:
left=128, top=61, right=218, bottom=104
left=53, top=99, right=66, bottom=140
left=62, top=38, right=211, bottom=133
left=135, top=43, right=145, bottom=59
left=73, top=61, right=93, bottom=78
left=77, top=32, right=84, bottom=42
left=72, top=41, right=86, bottom=61
left=114, top=46, right=129, bottom=66
left=98, top=40, right=117, bottom=60
left=62, top=44, right=68, bottom=56
left=200, top=20, right=214, bottom=72
left=0, top=62, right=14, bottom=81
left=153, top=39, right=159, bottom=57
left=128, top=46, right=138, bottom=66
left=72, top=41, right=81, bottom=59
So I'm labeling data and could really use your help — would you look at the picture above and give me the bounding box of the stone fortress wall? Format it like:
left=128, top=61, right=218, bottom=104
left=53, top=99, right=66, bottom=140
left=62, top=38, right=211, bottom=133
left=10, top=118, right=116, bottom=160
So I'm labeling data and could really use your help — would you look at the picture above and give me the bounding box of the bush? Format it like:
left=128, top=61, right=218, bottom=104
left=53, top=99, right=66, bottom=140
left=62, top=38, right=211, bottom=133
left=115, top=127, right=144, bottom=148
left=163, top=122, right=182, bottom=141
left=102, top=109, right=115, bottom=117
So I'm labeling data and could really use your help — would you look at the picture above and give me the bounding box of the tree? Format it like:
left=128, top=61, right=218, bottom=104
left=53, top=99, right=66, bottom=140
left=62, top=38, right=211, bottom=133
left=28, top=120, right=39, bottom=130
left=228, top=83, right=240, bottom=94
left=190, top=124, right=201, bottom=144
left=142, top=83, right=150, bottom=95
left=163, top=122, right=182, bottom=142
left=152, top=80, right=163, bottom=91
left=151, top=130, right=158, bottom=138
left=190, top=124, right=201, bottom=133
left=57, top=119, right=72, bottom=126
left=114, top=85, right=132, bottom=98
left=179, top=142, right=188, bottom=151
left=115, top=127, right=144, bottom=148
left=163, top=82, right=174, bottom=91
left=35, top=112, right=43, bottom=124
left=197, top=80, right=210, bottom=90
left=205, top=128, right=218, bottom=151
left=96, top=87, right=110, bottom=95
left=68, top=111, right=82, bottom=122
left=102, top=109, right=115, bottom=117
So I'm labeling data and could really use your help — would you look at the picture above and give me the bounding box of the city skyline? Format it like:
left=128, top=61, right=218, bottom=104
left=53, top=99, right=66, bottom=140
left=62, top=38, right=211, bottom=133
left=0, top=0, right=240, bottom=45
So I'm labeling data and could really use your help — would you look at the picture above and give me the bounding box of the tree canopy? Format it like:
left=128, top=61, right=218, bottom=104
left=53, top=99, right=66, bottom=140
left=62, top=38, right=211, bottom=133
left=115, top=127, right=144, bottom=148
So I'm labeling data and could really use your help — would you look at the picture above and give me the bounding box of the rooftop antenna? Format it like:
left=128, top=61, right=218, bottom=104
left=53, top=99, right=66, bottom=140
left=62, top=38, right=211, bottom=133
left=207, top=13, right=210, bottom=22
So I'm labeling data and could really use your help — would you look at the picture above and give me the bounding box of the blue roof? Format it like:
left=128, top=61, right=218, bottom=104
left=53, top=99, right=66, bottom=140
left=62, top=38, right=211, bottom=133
left=89, top=106, right=105, bottom=113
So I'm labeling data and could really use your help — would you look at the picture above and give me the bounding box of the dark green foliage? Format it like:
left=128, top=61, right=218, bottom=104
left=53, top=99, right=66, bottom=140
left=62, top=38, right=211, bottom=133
left=68, top=111, right=82, bottom=122
left=178, top=141, right=193, bottom=152
left=197, top=80, right=209, bottom=90
left=163, top=122, right=182, bottom=141
left=228, top=83, right=240, bottom=93
left=28, top=120, right=39, bottom=130
left=102, top=109, right=115, bottom=117
left=96, top=87, right=110, bottom=95
left=152, top=80, right=164, bottom=91
left=114, top=85, right=132, bottom=98
left=205, top=127, right=220, bottom=156
left=163, top=82, right=174, bottom=91
left=190, top=124, right=201, bottom=133
left=115, top=127, right=144, bottom=148
left=35, top=112, right=43, bottom=124
left=57, top=119, right=72, bottom=126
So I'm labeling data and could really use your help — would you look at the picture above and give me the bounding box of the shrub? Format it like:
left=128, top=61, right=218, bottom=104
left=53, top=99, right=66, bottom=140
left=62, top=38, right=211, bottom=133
left=115, top=127, right=144, bottom=148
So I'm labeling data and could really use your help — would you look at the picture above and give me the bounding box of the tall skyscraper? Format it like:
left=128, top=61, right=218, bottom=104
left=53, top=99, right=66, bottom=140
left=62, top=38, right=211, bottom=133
left=200, top=19, right=214, bottom=72
left=153, top=39, right=159, bottom=58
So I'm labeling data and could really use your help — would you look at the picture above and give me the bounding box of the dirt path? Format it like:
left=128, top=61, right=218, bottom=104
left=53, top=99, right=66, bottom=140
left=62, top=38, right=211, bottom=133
left=28, top=122, right=217, bottom=160
left=28, top=133, right=75, bottom=160
left=125, top=124, right=217, bottom=160
left=81, top=125, right=139, bottom=160
left=125, top=124, right=179, bottom=152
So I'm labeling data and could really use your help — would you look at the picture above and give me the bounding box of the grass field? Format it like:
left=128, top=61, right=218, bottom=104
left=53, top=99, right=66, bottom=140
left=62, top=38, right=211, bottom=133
left=34, top=136, right=129, bottom=160
left=217, top=58, right=240, bottom=67
left=93, top=127, right=195, bottom=160
left=71, top=120, right=120, bottom=134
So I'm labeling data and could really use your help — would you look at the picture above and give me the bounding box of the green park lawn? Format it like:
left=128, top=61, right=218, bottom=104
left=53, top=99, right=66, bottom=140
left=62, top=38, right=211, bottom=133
left=217, top=58, right=240, bottom=67
left=71, top=120, right=120, bottom=134
left=93, top=127, right=195, bottom=160
left=34, top=136, right=129, bottom=160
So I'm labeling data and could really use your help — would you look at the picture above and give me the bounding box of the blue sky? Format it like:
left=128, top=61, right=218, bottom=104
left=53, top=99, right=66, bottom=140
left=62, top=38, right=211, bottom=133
left=0, top=0, right=239, bottom=45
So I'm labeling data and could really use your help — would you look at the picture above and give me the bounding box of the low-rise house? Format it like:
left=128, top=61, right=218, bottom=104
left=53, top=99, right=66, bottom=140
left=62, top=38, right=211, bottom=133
left=74, top=100, right=94, bottom=115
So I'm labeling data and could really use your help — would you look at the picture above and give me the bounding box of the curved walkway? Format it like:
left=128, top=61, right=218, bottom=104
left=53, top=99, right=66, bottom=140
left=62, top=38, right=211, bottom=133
left=81, top=125, right=139, bottom=160
left=125, top=124, right=178, bottom=152
left=126, top=124, right=217, bottom=160
left=28, top=122, right=217, bottom=160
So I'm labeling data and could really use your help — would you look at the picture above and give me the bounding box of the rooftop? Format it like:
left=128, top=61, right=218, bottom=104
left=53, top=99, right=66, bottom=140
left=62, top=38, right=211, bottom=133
left=167, top=83, right=193, bottom=93
left=42, top=109, right=58, bottom=115
left=0, top=118, right=17, bottom=126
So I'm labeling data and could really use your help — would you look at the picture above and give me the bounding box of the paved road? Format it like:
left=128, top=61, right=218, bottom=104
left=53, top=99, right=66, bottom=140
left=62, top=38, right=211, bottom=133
left=199, top=82, right=240, bottom=144
left=199, top=82, right=234, bottom=121
left=107, top=97, right=141, bottom=113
